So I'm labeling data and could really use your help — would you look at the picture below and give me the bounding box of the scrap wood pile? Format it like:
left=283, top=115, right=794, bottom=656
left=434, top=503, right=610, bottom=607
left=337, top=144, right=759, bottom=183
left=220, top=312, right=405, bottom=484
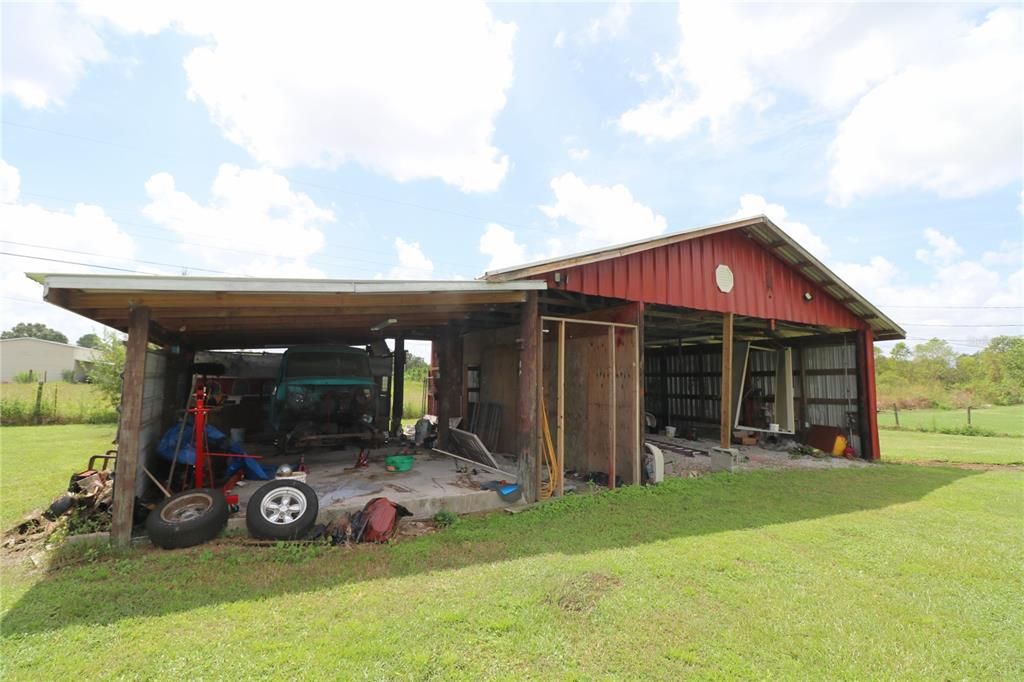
left=2, top=469, right=114, bottom=551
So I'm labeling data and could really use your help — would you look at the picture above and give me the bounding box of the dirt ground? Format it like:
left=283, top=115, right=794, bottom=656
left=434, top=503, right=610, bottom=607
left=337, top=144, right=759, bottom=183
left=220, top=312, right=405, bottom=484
left=648, top=435, right=870, bottom=477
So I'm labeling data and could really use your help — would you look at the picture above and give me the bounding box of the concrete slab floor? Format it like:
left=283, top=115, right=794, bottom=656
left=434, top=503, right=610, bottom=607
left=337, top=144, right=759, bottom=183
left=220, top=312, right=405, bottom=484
left=648, top=435, right=871, bottom=478
left=229, top=445, right=522, bottom=528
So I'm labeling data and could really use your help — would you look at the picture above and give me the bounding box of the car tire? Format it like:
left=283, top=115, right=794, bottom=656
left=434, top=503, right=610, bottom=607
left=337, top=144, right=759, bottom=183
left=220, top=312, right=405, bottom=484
left=246, top=480, right=319, bottom=540
left=146, top=488, right=229, bottom=549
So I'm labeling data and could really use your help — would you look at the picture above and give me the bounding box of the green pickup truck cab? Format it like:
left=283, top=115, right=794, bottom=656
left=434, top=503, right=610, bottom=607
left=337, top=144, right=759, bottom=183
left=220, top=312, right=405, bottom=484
left=269, top=345, right=379, bottom=450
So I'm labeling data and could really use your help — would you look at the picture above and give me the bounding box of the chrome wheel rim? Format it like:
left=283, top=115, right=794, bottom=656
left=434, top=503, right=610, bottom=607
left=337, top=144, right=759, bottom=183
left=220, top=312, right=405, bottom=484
left=260, top=486, right=307, bottom=525
left=161, top=492, right=214, bottom=523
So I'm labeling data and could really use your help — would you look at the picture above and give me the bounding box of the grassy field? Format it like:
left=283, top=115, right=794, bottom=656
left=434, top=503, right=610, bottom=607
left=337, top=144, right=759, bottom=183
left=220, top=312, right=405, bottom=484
left=880, top=429, right=1023, bottom=465
left=0, top=382, right=116, bottom=426
left=1, top=465, right=1021, bottom=679
left=0, top=425, right=116, bottom=529
left=878, top=404, right=1024, bottom=437
left=403, top=378, right=426, bottom=419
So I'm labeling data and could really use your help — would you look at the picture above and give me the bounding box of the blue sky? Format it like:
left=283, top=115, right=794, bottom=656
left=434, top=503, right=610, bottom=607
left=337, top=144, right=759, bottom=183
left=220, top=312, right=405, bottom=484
left=1, top=1, right=1021, bottom=357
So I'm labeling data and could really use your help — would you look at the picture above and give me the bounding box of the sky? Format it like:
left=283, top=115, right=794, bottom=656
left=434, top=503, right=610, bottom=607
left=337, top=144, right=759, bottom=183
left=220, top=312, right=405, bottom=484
left=1, top=1, right=1022, bottom=361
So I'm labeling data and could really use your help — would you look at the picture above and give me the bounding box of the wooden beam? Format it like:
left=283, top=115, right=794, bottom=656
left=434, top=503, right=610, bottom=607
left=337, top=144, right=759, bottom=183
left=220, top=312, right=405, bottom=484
left=720, top=312, right=734, bottom=448
left=608, top=325, right=616, bottom=490
left=390, top=337, right=405, bottom=436
left=635, top=304, right=644, bottom=485
left=69, top=291, right=527, bottom=310
left=86, top=303, right=505, bottom=320
left=557, top=320, right=565, bottom=497
left=111, top=306, right=150, bottom=547
left=516, top=292, right=540, bottom=503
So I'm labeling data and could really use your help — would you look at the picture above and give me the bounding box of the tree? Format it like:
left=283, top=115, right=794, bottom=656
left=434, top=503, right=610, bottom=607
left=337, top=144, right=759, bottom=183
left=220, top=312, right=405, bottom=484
left=890, top=342, right=912, bottom=362
left=86, top=330, right=126, bottom=409
left=404, top=351, right=429, bottom=382
left=1, top=322, right=68, bottom=344
left=77, top=333, right=103, bottom=349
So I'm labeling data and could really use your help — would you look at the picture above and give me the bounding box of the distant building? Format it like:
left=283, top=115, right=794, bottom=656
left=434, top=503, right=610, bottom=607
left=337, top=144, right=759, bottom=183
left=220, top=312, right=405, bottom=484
left=0, top=337, right=101, bottom=382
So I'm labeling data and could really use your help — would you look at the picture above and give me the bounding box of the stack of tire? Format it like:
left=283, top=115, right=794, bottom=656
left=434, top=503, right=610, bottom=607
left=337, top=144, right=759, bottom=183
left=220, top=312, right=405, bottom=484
left=147, top=480, right=319, bottom=549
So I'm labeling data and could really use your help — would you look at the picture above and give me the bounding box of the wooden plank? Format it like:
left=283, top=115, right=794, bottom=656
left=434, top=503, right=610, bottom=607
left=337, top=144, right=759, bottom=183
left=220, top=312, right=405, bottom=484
left=516, top=292, right=539, bottom=503
left=111, top=306, right=150, bottom=547
left=70, top=291, right=527, bottom=310
left=720, top=312, right=734, bottom=448
left=608, top=325, right=616, bottom=490
left=390, top=337, right=405, bottom=436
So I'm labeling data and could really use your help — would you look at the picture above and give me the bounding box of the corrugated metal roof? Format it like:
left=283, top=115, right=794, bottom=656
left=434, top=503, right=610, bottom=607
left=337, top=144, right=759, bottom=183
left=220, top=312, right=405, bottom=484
left=484, top=216, right=904, bottom=340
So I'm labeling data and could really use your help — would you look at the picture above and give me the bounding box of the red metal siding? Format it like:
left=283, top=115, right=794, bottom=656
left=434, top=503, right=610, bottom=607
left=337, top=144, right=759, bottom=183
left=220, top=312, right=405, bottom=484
left=546, top=231, right=866, bottom=331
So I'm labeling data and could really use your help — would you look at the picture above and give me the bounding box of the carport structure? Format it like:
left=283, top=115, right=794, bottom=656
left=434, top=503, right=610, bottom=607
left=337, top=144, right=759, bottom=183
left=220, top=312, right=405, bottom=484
left=30, top=214, right=904, bottom=547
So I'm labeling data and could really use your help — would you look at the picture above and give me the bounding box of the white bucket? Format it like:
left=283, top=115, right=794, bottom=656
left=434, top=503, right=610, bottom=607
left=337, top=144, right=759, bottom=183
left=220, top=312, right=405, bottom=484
left=769, top=423, right=779, bottom=433
left=230, top=427, right=245, bottom=444
left=664, top=426, right=677, bottom=438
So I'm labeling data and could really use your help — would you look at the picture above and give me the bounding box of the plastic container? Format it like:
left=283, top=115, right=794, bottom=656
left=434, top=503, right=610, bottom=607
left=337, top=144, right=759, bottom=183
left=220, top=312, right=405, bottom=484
left=385, top=455, right=415, bottom=472
left=230, top=427, right=245, bottom=444
left=831, top=435, right=847, bottom=456
left=664, top=426, right=677, bottom=438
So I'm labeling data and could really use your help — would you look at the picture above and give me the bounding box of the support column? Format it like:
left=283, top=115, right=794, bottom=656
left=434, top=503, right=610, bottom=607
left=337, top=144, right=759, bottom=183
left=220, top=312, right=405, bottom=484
left=859, top=328, right=881, bottom=460
left=719, top=312, right=734, bottom=448
left=390, top=337, right=405, bottom=436
left=516, top=292, right=540, bottom=503
left=437, top=325, right=463, bottom=449
left=636, top=304, right=645, bottom=485
left=111, top=306, right=150, bottom=547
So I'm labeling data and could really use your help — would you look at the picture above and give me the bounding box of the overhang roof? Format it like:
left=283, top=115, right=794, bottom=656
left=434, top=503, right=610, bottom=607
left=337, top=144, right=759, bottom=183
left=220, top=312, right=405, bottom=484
left=28, top=274, right=545, bottom=349
left=484, top=215, right=905, bottom=340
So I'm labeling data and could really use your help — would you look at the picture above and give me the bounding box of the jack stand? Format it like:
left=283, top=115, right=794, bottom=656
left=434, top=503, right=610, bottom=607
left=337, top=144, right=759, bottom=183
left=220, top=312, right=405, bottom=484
left=355, top=448, right=369, bottom=468
left=297, top=452, right=309, bottom=473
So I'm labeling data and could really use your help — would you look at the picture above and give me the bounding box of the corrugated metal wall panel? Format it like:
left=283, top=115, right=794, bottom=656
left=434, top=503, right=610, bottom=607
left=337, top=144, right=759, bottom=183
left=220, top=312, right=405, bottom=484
left=553, top=230, right=865, bottom=330
left=137, top=351, right=166, bottom=495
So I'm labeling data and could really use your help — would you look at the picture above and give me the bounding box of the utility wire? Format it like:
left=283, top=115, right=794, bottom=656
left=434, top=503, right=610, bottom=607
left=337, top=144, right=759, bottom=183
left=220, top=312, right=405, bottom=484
left=0, top=251, right=158, bottom=274
left=0, top=239, right=246, bottom=277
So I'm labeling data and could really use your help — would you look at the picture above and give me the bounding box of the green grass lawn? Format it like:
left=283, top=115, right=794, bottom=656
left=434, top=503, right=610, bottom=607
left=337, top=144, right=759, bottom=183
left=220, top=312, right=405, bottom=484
left=0, top=425, right=115, bottom=528
left=0, top=382, right=116, bottom=426
left=880, top=429, right=1024, bottom=465
left=878, top=404, right=1024, bottom=437
left=2, top=466, right=1022, bottom=679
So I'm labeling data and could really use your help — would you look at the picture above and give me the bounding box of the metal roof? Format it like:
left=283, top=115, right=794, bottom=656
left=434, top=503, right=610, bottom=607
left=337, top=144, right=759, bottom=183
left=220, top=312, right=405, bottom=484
left=484, top=215, right=905, bottom=340
left=28, top=273, right=545, bottom=349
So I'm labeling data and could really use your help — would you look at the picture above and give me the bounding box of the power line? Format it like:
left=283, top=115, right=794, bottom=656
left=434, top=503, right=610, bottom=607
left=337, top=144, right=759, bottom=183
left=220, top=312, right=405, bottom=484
left=0, top=239, right=246, bottom=277
left=904, top=323, right=1024, bottom=327
left=880, top=304, right=1023, bottom=309
left=0, top=251, right=157, bottom=274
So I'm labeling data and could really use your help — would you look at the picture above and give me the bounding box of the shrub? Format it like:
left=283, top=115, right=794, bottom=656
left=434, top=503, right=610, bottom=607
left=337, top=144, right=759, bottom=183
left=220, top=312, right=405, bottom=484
left=12, top=370, right=37, bottom=384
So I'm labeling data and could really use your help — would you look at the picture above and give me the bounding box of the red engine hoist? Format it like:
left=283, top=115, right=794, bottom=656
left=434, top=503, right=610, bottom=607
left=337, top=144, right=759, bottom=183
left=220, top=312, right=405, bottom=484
left=190, top=387, right=261, bottom=507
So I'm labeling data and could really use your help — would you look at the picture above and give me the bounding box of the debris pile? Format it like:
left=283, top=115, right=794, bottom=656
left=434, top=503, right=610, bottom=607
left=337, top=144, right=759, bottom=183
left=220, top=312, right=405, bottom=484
left=3, top=469, right=115, bottom=551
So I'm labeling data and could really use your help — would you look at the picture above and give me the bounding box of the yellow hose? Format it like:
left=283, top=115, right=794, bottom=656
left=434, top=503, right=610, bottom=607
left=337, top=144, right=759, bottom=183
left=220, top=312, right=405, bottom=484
left=540, top=395, right=560, bottom=498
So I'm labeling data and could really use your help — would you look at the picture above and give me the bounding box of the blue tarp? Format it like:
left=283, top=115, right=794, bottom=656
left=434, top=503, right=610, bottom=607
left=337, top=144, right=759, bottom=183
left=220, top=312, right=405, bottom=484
left=157, top=421, right=274, bottom=480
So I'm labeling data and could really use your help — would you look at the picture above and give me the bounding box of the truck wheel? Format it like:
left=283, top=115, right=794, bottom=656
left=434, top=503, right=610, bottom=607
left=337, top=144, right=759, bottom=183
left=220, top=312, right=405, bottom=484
left=146, top=489, right=229, bottom=549
left=246, top=480, right=319, bottom=540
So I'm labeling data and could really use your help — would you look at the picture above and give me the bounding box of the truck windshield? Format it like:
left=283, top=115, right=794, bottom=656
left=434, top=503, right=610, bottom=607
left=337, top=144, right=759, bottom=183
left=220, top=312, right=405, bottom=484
left=285, top=352, right=370, bottom=378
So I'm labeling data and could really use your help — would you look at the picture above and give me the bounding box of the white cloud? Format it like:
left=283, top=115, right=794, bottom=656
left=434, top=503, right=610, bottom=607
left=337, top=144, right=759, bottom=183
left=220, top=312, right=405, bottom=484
left=622, top=4, right=1023, bottom=203
left=387, top=237, right=434, bottom=279
left=541, top=172, right=667, bottom=247
left=582, top=1, right=632, bottom=44
left=829, top=8, right=1023, bottom=204
left=731, top=194, right=830, bottom=259
left=1, top=3, right=107, bottom=108
left=0, top=160, right=136, bottom=341
left=480, top=223, right=527, bottom=271
left=553, top=30, right=566, bottom=49
left=87, top=2, right=516, bottom=193
left=835, top=242, right=1024, bottom=350
left=981, top=240, right=1024, bottom=267
left=915, top=228, right=964, bottom=266
left=567, top=147, right=590, bottom=161
left=142, top=164, right=332, bottom=277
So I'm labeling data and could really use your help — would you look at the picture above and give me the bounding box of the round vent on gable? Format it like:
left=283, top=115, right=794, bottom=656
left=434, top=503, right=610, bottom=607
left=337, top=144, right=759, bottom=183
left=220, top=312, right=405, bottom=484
left=715, top=264, right=734, bottom=293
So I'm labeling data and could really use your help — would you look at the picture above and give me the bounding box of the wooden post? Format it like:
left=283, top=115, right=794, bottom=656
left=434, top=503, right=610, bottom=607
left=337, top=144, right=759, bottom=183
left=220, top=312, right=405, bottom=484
left=111, top=306, right=150, bottom=547
left=858, top=328, right=880, bottom=460
left=390, top=336, right=405, bottom=436
left=436, top=327, right=462, bottom=449
left=608, top=325, right=616, bottom=489
left=557, top=320, right=565, bottom=497
left=636, top=305, right=644, bottom=485
left=967, top=406, right=972, bottom=426
left=720, top=313, right=734, bottom=448
left=894, top=404, right=899, bottom=427
left=797, top=345, right=807, bottom=433
left=516, top=292, right=539, bottom=503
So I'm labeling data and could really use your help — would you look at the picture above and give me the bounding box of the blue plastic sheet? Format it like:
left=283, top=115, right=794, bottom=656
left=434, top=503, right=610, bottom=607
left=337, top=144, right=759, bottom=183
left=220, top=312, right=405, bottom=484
left=156, top=420, right=274, bottom=480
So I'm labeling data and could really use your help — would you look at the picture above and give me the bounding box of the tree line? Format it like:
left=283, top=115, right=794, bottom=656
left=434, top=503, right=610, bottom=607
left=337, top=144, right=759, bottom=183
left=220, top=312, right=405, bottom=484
left=875, top=336, right=1024, bottom=409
